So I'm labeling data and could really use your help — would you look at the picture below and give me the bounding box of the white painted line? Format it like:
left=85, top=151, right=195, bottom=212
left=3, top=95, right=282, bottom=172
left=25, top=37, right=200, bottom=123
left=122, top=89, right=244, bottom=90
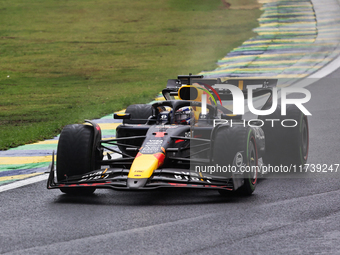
left=291, top=52, right=340, bottom=89
left=0, top=153, right=124, bottom=193
left=309, top=55, right=340, bottom=78
left=0, top=173, right=48, bottom=193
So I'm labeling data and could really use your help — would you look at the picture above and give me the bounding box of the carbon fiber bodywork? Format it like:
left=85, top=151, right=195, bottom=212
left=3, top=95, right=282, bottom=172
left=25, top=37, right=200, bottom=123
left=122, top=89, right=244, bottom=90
left=47, top=76, right=278, bottom=193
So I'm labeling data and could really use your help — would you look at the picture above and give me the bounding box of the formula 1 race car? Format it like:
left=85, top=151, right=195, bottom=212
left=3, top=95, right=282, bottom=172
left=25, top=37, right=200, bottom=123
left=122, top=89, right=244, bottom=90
left=47, top=74, right=309, bottom=196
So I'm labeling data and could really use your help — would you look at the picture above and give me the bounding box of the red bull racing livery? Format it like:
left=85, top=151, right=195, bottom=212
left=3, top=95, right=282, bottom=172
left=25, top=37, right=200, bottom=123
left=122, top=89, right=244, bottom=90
left=47, top=75, right=309, bottom=196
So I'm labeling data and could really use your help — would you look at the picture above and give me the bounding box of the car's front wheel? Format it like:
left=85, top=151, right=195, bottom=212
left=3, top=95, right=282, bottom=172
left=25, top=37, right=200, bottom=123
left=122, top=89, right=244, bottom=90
left=57, top=124, right=99, bottom=195
left=213, top=125, right=258, bottom=196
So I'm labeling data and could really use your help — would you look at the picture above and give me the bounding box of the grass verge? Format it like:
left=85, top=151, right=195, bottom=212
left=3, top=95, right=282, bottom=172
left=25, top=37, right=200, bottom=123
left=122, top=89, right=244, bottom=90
left=0, top=0, right=261, bottom=150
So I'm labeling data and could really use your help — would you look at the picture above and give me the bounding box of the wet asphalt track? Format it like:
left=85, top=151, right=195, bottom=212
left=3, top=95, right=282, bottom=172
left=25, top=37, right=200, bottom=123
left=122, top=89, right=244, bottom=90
left=1, top=69, right=340, bottom=254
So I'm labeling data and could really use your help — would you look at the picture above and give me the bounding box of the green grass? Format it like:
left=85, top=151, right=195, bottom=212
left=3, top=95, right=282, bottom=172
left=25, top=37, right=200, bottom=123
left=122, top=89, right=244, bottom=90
left=0, top=0, right=261, bottom=150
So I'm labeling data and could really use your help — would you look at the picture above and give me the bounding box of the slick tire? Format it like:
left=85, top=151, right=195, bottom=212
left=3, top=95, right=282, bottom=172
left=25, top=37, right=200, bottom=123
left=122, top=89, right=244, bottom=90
left=123, top=104, right=153, bottom=124
left=213, top=126, right=258, bottom=196
left=259, top=104, right=309, bottom=168
left=57, top=124, right=97, bottom=195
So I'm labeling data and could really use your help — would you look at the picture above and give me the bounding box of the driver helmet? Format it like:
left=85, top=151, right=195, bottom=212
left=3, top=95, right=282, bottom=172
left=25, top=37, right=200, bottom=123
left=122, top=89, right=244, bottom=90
left=175, top=107, right=194, bottom=125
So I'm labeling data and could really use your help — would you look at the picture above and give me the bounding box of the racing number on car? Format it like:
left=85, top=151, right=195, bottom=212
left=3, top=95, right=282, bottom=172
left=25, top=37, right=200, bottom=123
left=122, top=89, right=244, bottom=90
left=140, top=140, right=163, bottom=154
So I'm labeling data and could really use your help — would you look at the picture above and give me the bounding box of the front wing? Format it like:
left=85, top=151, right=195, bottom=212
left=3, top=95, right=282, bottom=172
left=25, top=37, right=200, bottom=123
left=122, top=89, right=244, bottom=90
left=47, top=154, right=235, bottom=191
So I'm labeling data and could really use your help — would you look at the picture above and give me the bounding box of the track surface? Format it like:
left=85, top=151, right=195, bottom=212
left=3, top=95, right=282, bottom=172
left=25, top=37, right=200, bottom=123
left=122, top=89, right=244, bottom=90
left=1, top=69, right=340, bottom=254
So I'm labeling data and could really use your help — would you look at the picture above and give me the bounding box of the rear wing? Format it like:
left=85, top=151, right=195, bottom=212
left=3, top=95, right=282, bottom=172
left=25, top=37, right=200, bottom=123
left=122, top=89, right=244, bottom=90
left=165, top=75, right=220, bottom=90
left=163, top=75, right=278, bottom=100
left=219, top=78, right=278, bottom=89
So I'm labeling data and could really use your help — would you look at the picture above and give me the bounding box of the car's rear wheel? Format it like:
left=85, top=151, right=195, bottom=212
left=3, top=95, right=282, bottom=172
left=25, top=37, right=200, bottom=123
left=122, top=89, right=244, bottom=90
left=117, top=104, right=154, bottom=157
left=57, top=124, right=98, bottom=195
left=213, top=126, right=258, bottom=196
left=259, top=104, right=309, bottom=168
left=123, top=104, right=153, bottom=124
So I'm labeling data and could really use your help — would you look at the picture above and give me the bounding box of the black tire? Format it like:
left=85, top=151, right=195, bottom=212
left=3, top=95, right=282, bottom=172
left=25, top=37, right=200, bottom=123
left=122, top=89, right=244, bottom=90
left=259, top=104, right=309, bottom=167
left=123, top=104, right=153, bottom=124
left=117, top=104, right=153, bottom=157
left=57, top=124, right=97, bottom=195
left=213, top=126, right=258, bottom=196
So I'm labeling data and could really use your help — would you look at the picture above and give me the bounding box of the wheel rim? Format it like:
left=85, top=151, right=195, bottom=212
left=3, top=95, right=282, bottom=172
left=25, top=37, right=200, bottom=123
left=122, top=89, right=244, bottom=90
left=301, top=117, right=309, bottom=161
left=248, top=139, right=257, bottom=185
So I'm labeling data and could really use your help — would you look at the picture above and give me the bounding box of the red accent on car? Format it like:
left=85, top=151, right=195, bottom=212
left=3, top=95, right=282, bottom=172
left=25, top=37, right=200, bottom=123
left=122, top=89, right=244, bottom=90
left=154, top=132, right=167, bottom=137
left=91, top=183, right=109, bottom=186
left=201, top=83, right=223, bottom=105
left=168, top=183, right=187, bottom=187
left=175, top=139, right=184, bottom=143
left=153, top=152, right=166, bottom=167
